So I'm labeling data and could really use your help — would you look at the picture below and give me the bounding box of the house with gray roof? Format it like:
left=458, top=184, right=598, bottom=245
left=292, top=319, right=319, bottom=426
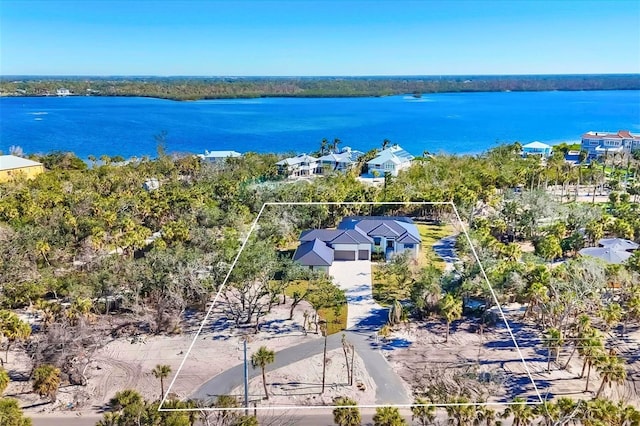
left=293, top=216, right=421, bottom=270
left=366, top=145, right=414, bottom=177
left=316, top=147, right=363, bottom=174
left=292, top=239, right=334, bottom=272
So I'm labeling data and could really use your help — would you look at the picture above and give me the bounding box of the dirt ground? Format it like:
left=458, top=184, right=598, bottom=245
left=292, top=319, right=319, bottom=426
left=7, top=300, right=378, bottom=417
left=386, top=305, right=640, bottom=408
left=230, top=348, right=376, bottom=407
left=6, top=300, right=639, bottom=418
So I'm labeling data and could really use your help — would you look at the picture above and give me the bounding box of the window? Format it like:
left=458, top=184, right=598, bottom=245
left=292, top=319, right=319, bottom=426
left=373, top=237, right=381, bottom=246
left=404, top=244, right=414, bottom=249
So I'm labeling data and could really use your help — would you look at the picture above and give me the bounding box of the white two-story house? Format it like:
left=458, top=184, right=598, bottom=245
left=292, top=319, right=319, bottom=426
left=366, top=145, right=414, bottom=177
left=275, top=154, right=319, bottom=178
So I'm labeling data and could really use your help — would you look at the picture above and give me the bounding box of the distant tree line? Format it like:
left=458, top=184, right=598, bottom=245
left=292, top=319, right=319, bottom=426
left=1, top=74, right=638, bottom=100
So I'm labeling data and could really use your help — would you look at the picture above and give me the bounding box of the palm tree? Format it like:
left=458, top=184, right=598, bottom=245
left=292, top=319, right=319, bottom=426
left=600, top=302, right=623, bottom=331
left=32, top=364, right=61, bottom=402
left=411, top=397, right=435, bottom=426
left=595, top=351, right=627, bottom=398
left=151, top=364, right=172, bottom=400
left=445, top=397, right=476, bottom=426
left=382, top=139, right=391, bottom=150
left=579, top=329, right=604, bottom=393
left=521, top=282, right=549, bottom=321
left=438, top=294, right=462, bottom=342
left=320, top=138, right=328, bottom=155
left=373, top=406, right=406, bottom=425
left=251, top=346, right=275, bottom=400
left=623, top=289, right=640, bottom=336
left=66, top=297, right=93, bottom=326
left=542, top=327, right=563, bottom=373
left=0, top=311, right=32, bottom=364
left=332, top=138, right=341, bottom=153
left=563, top=314, right=591, bottom=370
left=0, top=398, right=32, bottom=426
left=109, top=389, right=143, bottom=411
left=476, top=405, right=497, bottom=426
left=500, top=397, right=535, bottom=426
left=0, top=366, right=9, bottom=395
left=332, top=396, right=361, bottom=426
left=534, top=400, right=560, bottom=426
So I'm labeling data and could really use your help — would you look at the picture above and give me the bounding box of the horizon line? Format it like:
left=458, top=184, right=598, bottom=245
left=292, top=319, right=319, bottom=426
left=1, top=72, right=639, bottom=79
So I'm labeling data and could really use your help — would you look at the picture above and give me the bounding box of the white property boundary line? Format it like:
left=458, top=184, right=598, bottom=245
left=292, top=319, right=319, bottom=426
left=159, top=201, right=543, bottom=412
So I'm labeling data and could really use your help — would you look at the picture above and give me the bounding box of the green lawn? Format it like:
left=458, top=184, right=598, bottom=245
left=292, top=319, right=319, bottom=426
left=416, top=222, right=456, bottom=270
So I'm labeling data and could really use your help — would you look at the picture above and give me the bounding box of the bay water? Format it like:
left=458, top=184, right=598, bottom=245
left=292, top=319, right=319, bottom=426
left=1, top=90, right=639, bottom=159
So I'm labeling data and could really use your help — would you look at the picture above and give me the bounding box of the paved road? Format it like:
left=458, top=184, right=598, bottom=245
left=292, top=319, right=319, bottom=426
left=191, top=328, right=409, bottom=405
left=29, top=410, right=416, bottom=426
left=192, top=258, right=410, bottom=405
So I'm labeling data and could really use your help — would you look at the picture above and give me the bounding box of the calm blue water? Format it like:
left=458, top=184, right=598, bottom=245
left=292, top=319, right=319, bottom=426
left=1, top=91, right=639, bottom=159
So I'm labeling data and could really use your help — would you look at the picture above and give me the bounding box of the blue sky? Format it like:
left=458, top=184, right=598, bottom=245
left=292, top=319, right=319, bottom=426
left=1, top=0, right=639, bottom=76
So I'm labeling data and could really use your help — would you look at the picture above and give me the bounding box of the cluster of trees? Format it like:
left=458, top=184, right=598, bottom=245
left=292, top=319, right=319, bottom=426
left=0, top=140, right=639, bottom=418
left=330, top=396, right=640, bottom=426
left=2, top=75, right=638, bottom=101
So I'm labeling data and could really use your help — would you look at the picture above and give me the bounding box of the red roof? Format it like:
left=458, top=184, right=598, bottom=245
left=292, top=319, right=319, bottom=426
left=582, top=130, right=640, bottom=140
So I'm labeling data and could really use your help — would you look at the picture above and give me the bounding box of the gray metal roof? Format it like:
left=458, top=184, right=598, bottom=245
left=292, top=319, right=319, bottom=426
left=579, top=247, right=631, bottom=264
left=0, top=155, right=43, bottom=171
left=598, top=238, right=639, bottom=251
left=338, top=216, right=421, bottom=244
left=366, top=145, right=414, bottom=166
left=276, top=154, right=318, bottom=166
left=293, top=238, right=334, bottom=266
left=300, top=228, right=372, bottom=244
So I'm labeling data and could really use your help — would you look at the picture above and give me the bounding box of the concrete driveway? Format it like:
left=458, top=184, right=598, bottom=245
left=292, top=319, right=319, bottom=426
left=328, top=260, right=385, bottom=330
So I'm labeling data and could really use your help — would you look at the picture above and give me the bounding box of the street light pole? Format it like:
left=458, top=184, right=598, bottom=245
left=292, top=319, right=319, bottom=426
left=243, top=337, right=249, bottom=415
left=320, top=320, right=327, bottom=394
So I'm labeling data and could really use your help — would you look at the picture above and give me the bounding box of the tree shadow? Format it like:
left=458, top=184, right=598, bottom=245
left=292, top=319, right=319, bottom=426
left=350, top=307, right=388, bottom=332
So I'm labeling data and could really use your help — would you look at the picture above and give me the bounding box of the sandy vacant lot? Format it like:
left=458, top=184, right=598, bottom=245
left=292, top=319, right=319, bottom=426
left=9, top=300, right=361, bottom=416
left=386, top=305, right=640, bottom=408
left=230, top=348, right=376, bottom=408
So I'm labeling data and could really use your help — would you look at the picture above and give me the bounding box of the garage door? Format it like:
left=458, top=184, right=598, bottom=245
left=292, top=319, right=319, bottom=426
left=334, top=250, right=356, bottom=261
left=358, top=249, right=370, bottom=260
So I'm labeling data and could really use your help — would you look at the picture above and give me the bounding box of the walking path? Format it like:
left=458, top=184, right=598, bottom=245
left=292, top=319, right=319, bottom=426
left=432, top=234, right=459, bottom=271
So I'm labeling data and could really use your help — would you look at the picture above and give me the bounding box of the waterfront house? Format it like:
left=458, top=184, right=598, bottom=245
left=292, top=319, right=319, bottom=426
left=366, top=145, right=414, bottom=177
left=275, top=154, right=319, bottom=178
left=198, top=150, right=242, bottom=163
left=0, top=155, right=44, bottom=182
left=581, top=130, right=640, bottom=160
left=316, top=147, right=363, bottom=174
left=56, top=88, right=71, bottom=96
left=293, top=216, right=421, bottom=269
left=521, top=141, right=553, bottom=157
